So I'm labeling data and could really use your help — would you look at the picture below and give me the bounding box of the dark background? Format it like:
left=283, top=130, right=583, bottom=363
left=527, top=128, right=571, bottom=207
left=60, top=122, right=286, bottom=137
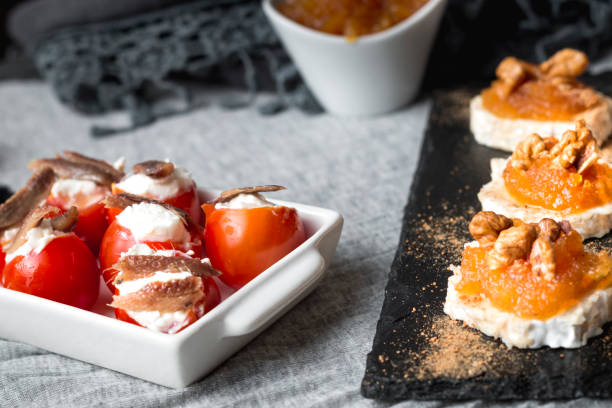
left=2, top=0, right=612, bottom=86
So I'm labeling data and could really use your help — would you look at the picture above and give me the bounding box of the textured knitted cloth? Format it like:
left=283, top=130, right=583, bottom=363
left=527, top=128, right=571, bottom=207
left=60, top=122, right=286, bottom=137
left=30, top=0, right=320, bottom=136
left=5, top=0, right=612, bottom=135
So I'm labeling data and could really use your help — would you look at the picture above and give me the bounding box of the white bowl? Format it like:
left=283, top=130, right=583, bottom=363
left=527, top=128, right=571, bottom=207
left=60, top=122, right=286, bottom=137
left=263, top=0, right=447, bottom=116
left=0, top=189, right=343, bottom=388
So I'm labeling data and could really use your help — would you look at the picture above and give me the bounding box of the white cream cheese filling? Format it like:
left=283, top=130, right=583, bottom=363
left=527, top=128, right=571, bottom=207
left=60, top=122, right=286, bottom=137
left=51, top=179, right=108, bottom=207
left=115, top=163, right=193, bottom=198
left=116, top=202, right=190, bottom=243
left=117, top=270, right=194, bottom=294
left=120, top=243, right=194, bottom=258
left=214, top=193, right=275, bottom=209
left=5, top=220, right=67, bottom=263
left=126, top=310, right=191, bottom=334
left=1, top=226, right=19, bottom=248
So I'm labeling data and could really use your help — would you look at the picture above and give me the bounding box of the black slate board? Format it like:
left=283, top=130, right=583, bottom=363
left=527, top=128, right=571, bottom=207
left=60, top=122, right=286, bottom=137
left=361, top=72, right=612, bottom=401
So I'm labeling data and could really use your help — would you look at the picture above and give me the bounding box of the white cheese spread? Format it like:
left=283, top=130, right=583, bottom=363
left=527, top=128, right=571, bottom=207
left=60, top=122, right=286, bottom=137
left=120, top=243, right=194, bottom=258
left=51, top=179, right=108, bottom=207
left=214, top=193, right=275, bottom=209
left=5, top=220, right=67, bottom=263
left=117, top=270, right=194, bottom=295
left=116, top=202, right=190, bottom=243
left=1, top=226, right=19, bottom=248
left=115, top=164, right=193, bottom=198
left=126, top=310, right=191, bottom=334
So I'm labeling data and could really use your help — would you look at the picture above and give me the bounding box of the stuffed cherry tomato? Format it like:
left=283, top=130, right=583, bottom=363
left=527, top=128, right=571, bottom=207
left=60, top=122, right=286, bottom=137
left=2, top=208, right=99, bottom=310
left=202, top=186, right=306, bottom=290
left=112, top=160, right=202, bottom=224
left=47, top=188, right=109, bottom=253
left=28, top=151, right=125, bottom=252
left=114, top=277, right=221, bottom=330
left=110, top=252, right=221, bottom=333
left=100, top=196, right=203, bottom=292
left=0, top=168, right=57, bottom=278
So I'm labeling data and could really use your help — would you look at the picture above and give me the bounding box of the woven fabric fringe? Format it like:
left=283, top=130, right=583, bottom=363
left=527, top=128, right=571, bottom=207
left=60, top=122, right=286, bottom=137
left=33, top=0, right=320, bottom=137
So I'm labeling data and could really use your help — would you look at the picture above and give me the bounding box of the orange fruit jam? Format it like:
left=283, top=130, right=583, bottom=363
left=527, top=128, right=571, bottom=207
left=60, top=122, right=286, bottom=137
left=276, top=0, right=429, bottom=39
left=482, top=80, right=594, bottom=121
left=457, top=230, right=612, bottom=320
left=503, top=156, right=612, bottom=213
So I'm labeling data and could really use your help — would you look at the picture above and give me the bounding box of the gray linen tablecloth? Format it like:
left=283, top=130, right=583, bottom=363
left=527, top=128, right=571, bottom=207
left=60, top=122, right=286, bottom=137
left=2, top=71, right=612, bottom=407
left=0, top=81, right=428, bottom=407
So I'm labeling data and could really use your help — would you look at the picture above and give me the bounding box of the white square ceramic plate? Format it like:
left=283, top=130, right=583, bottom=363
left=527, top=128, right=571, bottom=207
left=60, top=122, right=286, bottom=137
left=0, top=189, right=343, bottom=388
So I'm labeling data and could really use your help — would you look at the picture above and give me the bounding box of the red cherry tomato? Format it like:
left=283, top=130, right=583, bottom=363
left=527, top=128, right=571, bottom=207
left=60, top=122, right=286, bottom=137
left=111, top=184, right=202, bottom=225
left=0, top=247, right=5, bottom=276
left=202, top=203, right=306, bottom=290
left=47, top=196, right=108, bottom=253
left=105, top=206, right=121, bottom=225
left=2, top=234, right=100, bottom=309
left=99, top=221, right=203, bottom=292
left=113, top=277, right=221, bottom=332
left=166, top=187, right=202, bottom=225
left=204, top=277, right=222, bottom=312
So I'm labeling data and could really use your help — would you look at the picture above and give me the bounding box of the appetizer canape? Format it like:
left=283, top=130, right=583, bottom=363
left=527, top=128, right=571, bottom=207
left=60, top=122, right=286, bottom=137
left=0, top=170, right=99, bottom=309
left=100, top=193, right=203, bottom=292
left=202, top=186, right=306, bottom=290
left=28, top=151, right=124, bottom=252
left=478, top=120, right=612, bottom=238
left=112, top=160, right=201, bottom=224
left=110, top=249, right=220, bottom=334
left=445, top=211, right=612, bottom=348
left=471, top=48, right=612, bottom=151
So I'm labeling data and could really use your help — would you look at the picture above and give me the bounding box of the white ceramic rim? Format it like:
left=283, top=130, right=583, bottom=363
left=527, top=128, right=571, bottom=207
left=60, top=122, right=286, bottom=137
left=263, top=0, right=446, bottom=44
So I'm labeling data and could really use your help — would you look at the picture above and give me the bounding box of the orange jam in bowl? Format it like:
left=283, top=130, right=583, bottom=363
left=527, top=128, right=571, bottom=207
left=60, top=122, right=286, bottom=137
left=457, top=230, right=612, bottom=320
left=481, top=80, right=595, bottom=121
left=275, top=0, right=430, bottom=39
left=503, top=157, right=612, bottom=213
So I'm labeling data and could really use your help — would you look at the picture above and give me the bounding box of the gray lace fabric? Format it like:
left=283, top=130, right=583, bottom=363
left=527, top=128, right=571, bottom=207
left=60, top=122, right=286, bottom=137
left=33, top=0, right=321, bottom=137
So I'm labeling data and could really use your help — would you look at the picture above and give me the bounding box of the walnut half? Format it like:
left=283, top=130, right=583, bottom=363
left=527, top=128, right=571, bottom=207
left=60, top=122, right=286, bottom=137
left=530, top=237, right=556, bottom=281
left=469, top=211, right=513, bottom=244
left=487, top=223, right=538, bottom=270
left=511, top=133, right=548, bottom=170
left=494, top=57, right=528, bottom=99
left=540, top=48, right=589, bottom=78
left=467, top=212, right=574, bottom=281
left=552, top=120, right=599, bottom=173
left=536, top=218, right=561, bottom=242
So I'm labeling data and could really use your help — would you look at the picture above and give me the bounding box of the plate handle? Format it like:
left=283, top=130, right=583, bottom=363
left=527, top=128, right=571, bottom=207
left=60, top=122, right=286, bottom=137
left=222, top=248, right=325, bottom=337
